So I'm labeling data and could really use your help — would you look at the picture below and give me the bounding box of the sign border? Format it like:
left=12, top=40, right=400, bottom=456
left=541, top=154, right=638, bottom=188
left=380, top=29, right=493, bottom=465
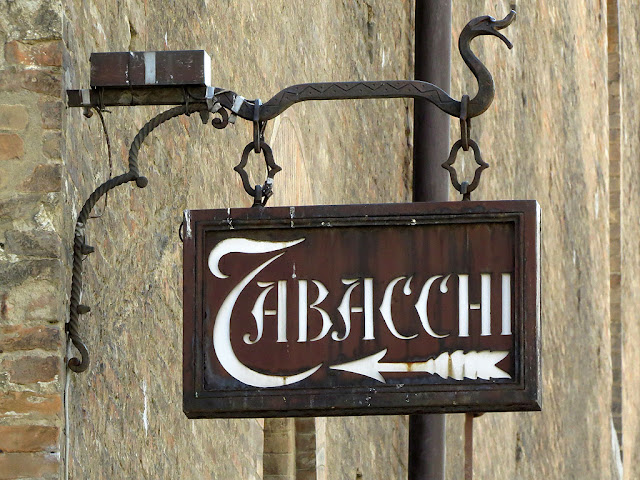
left=183, top=200, right=540, bottom=418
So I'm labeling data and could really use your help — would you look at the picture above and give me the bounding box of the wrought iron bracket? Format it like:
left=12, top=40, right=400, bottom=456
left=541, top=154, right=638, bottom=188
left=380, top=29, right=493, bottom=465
left=66, top=103, right=230, bottom=372
left=68, top=10, right=516, bottom=121
left=64, top=9, right=515, bottom=372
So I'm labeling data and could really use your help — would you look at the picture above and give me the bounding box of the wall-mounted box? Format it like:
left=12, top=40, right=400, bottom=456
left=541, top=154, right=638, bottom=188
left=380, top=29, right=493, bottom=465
left=90, top=50, right=211, bottom=88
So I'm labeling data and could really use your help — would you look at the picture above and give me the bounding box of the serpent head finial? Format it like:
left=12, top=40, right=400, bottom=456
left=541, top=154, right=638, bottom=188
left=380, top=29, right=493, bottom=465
left=458, top=9, right=517, bottom=118
left=463, top=10, right=517, bottom=50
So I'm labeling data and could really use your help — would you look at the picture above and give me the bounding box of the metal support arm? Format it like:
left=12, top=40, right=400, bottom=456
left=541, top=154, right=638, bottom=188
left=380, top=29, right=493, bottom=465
left=67, top=10, right=515, bottom=122
left=66, top=103, right=224, bottom=372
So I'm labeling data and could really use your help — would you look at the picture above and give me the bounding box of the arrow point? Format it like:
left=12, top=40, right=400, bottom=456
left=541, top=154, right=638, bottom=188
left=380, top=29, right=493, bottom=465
left=330, top=349, right=388, bottom=383
left=471, top=351, right=511, bottom=380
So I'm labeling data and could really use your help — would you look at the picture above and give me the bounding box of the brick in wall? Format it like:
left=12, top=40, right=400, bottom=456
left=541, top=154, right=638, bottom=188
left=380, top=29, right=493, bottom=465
left=0, top=2, right=65, bottom=480
left=0, top=426, right=59, bottom=453
left=0, top=69, right=61, bottom=97
left=2, top=355, right=60, bottom=384
left=3, top=230, right=62, bottom=258
left=0, top=325, right=61, bottom=352
left=0, top=453, right=59, bottom=479
left=4, top=40, right=63, bottom=68
left=0, top=392, right=61, bottom=418
left=20, top=164, right=61, bottom=193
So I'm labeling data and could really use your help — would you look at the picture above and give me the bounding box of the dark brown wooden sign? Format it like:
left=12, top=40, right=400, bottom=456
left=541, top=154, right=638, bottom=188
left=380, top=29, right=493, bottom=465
left=183, top=201, right=540, bottom=418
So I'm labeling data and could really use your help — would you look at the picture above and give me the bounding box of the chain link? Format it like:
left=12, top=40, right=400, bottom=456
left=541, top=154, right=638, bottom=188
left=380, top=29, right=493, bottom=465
left=442, top=94, right=488, bottom=201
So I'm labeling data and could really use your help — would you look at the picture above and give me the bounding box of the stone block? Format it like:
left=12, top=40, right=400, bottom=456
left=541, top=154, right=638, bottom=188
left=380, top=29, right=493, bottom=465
left=25, top=287, right=60, bottom=322
left=0, top=273, right=60, bottom=334
left=297, top=471, right=317, bottom=480
left=42, top=131, right=61, bottom=160
left=0, top=134, right=23, bottom=161
left=0, top=105, right=28, bottom=131
left=20, top=164, right=61, bottom=193
left=0, top=426, right=59, bottom=453
left=2, top=355, right=60, bottom=384
left=295, top=433, right=315, bottom=453
left=0, top=452, right=59, bottom=479
left=0, top=195, right=50, bottom=223
left=4, top=40, right=63, bottom=67
left=0, top=392, right=61, bottom=417
left=263, top=453, right=295, bottom=477
left=0, top=259, right=59, bottom=289
left=295, top=417, right=316, bottom=435
left=0, top=325, right=61, bottom=352
left=0, top=68, right=61, bottom=97
left=295, top=450, right=316, bottom=471
left=4, top=230, right=61, bottom=257
left=265, top=417, right=293, bottom=432
left=263, top=432, right=294, bottom=454
left=0, top=0, right=63, bottom=41
left=38, top=100, right=61, bottom=130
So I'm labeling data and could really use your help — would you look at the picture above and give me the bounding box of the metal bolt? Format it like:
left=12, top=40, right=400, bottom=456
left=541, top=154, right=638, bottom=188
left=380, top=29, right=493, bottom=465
left=80, top=244, right=95, bottom=255
left=77, top=305, right=91, bottom=315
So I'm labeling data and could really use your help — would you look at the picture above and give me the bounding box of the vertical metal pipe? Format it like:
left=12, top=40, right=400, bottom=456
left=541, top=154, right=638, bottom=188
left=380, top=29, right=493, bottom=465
left=412, top=0, right=451, bottom=203
left=409, top=1, right=451, bottom=479
left=408, top=413, right=446, bottom=479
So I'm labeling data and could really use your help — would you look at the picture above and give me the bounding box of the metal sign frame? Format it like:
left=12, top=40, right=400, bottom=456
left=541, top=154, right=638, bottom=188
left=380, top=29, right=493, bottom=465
left=183, top=200, right=540, bottom=418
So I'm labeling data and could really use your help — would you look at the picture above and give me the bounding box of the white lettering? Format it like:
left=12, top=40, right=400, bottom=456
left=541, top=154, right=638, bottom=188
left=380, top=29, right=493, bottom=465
left=380, top=276, right=418, bottom=340
left=333, top=279, right=359, bottom=341
left=211, top=235, right=514, bottom=362
left=298, top=280, right=333, bottom=342
left=415, top=275, right=450, bottom=338
left=502, top=273, right=512, bottom=335
left=459, top=273, right=492, bottom=337
left=247, top=280, right=291, bottom=344
left=298, top=280, right=308, bottom=342
left=277, top=280, right=287, bottom=342
left=246, top=281, right=274, bottom=344
left=209, top=237, right=321, bottom=388
left=459, top=274, right=469, bottom=336
left=363, top=278, right=375, bottom=340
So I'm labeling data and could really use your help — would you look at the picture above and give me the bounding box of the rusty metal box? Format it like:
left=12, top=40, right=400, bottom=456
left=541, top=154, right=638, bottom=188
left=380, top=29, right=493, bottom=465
left=90, top=50, right=211, bottom=88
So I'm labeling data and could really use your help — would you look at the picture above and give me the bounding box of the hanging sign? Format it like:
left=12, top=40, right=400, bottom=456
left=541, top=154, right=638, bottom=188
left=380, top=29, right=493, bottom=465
left=183, top=201, right=540, bottom=418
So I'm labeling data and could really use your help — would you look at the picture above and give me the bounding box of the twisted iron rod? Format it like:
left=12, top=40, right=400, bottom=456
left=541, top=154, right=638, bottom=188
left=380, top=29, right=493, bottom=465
left=67, top=103, right=211, bottom=372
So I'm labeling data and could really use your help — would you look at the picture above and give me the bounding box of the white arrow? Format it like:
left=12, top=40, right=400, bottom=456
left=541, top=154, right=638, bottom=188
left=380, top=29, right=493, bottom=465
left=330, top=349, right=511, bottom=383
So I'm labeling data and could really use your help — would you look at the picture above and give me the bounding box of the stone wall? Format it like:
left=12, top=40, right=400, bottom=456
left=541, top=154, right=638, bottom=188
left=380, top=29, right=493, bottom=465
left=1, top=0, right=639, bottom=479
left=446, top=1, right=624, bottom=479
left=0, top=1, right=65, bottom=479
left=619, top=1, right=640, bottom=478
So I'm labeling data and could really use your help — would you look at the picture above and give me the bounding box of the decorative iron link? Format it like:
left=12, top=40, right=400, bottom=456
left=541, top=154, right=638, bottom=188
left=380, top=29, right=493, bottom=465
left=442, top=139, right=488, bottom=202
left=234, top=140, right=281, bottom=207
